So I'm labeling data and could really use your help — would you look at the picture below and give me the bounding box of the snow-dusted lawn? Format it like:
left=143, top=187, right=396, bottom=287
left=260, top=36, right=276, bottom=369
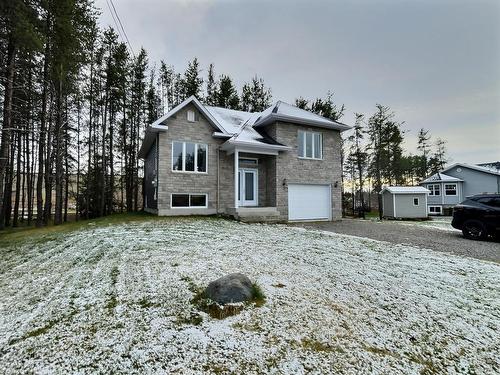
left=1, top=217, right=499, bottom=374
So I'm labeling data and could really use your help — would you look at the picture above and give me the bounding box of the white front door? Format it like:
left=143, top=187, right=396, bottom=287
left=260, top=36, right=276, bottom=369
left=238, top=169, right=258, bottom=206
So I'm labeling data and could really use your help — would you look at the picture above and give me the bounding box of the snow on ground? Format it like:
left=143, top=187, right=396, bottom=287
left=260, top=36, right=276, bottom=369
left=0, top=218, right=499, bottom=374
left=399, top=216, right=459, bottom=232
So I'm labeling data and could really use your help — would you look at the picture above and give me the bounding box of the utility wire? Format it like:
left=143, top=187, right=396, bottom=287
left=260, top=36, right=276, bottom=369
left=108, top=0, right=135, bottom=58
left=105, top=0, right=126, bottom=44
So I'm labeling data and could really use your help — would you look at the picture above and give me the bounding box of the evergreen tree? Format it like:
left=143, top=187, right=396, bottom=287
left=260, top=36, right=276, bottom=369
left=347, top=113, right=368, bottom=218
left=158, top=61, right=175, bottom=113
left=205, top=63, right=217, bottom=106
left=216, top=75, right=239, bottom=109
left=182, top=57, right=203, bottom=99
left=240, top=76, right=272, bottom=112
left=416, top=128, right=431, bottom=179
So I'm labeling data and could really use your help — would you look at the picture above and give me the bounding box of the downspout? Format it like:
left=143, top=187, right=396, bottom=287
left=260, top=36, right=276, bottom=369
left=217, top=146, right=220, bottom=214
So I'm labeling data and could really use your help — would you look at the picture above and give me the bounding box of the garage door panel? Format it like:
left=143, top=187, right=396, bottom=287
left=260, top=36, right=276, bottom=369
left=288, top=184, right=331, bottom=221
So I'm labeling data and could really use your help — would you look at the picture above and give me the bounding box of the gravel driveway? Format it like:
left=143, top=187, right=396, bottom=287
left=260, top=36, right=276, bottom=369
left=296, top=218, right=500, bottom=263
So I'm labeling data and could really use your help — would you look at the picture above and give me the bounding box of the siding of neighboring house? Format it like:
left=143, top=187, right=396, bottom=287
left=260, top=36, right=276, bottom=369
left=425, top=181, right=463, bottom=207
left=157, top=103, right=224, bottom=215
left=270, top=121, right=343, bottom=220
left=382, top=192, right=394, bottom=217
left=144, top=135, right=158, bottom=212
left=444, top=167, right=500, bottom=197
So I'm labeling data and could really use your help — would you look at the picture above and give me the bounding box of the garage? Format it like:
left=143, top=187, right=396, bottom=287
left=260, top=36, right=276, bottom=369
left=288, top=184, right=331, bottom=221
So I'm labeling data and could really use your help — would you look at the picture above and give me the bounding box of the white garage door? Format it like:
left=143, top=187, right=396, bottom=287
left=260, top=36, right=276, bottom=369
left=288, top=184, right=331, bottom=221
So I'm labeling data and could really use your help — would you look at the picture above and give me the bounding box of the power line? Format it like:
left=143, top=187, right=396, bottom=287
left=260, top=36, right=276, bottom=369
left=108, top=0, right=135, bottom=58
left=105, top=0, right=125, bottom=44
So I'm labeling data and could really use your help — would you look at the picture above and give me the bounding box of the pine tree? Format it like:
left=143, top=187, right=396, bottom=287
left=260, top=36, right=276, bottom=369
left=240, top=76, right=272, bottom=112
left=159, top=61, right=175, bottom=113
left=348, top=113, right=368, bottom=218
left=416, top=128, right=431, bottom=179
left=205, top=63, right=217, bottom=106
left=216, top=75, right=239, bottom=109
left=182, top=57, right=203, bottom=99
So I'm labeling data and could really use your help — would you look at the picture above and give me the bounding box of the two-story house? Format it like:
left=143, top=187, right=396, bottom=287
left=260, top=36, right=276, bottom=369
left=419, top=163, right=500, bottom=215
left=138, top=96, right=350, bottom=222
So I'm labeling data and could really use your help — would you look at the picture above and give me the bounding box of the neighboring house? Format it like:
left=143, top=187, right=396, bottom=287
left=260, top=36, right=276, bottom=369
left=139, top=96, right=350, bottom=222
left=380, top=186, right=429, bottom=219
left=420, top=163, right=500, bottom=215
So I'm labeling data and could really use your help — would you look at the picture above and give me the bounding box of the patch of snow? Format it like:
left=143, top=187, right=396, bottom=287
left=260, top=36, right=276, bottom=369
left=0, top=218, right=498, bottom=374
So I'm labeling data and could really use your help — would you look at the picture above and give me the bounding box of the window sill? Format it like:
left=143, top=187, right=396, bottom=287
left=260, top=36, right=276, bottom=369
left=171, top=206, right=208, bottom=209
left=298, top=157, right=323, bottom=161
left=171, top=170, right=208, bottom=175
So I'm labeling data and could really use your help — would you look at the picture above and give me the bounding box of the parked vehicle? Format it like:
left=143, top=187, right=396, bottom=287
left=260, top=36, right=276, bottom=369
left=452, top=194, right=500, bottom=240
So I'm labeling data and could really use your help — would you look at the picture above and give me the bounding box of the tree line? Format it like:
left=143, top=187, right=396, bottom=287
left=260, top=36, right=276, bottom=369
left=0, top=0, right=447, bottom=229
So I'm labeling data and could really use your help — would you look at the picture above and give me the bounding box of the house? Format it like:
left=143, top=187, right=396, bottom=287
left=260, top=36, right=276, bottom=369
left=139, top=96, right=350, bottom=222
left=420, top=163, right=500, bottom=215
left=380, top=186, right=429, bottom=219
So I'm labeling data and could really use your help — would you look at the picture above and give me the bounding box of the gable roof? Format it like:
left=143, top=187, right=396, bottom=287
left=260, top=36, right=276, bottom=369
left=420, top=172, right=463, bottom=184
left=139, top=96, right=350, bottom=158
left=380, top=186, right=430, bottom=194
left=253, top=101, right=351, bottom=131
left=442, top=163, right=500, bottom=177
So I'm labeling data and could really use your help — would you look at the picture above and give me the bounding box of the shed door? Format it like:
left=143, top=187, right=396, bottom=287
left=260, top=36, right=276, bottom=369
left=288, top=184, right=331, bottom=221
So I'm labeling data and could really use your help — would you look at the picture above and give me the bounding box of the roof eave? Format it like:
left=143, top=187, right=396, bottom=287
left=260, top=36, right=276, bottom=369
left=254, top=113, right=351, bottom=132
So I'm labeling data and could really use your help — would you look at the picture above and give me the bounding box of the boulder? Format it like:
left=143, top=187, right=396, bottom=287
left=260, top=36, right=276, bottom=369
left=204, top=273, right=253, bottom=305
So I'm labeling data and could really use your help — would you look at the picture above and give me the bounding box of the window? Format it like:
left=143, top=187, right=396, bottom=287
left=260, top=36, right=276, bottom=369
left=445, top=184, right=457, bottom=196
left=429, top=206, right=442, bottom=214
left=478, top=197, right=500, bottom=208
left=171, top=194, right=207, bottom=208
left=187, top=110, right=195, bottom=122
left=172, top=141, right=207, bottom=173
left=428, top=184, right=440, bottom=196
left=298, top=130, right=322, bottom=159
left=239, top=158, right=258, bottom=165
left=413, top=197, right=419, bottom=206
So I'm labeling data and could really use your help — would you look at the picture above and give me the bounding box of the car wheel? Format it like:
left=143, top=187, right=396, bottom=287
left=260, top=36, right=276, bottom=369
left=462, top=220, right=487, bottom=240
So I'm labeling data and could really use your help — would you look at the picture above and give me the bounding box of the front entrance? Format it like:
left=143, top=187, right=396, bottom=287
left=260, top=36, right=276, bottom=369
left=238, top=168, right=258, bottom=206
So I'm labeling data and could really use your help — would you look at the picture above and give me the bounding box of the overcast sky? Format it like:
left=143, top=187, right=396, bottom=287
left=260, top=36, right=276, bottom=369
left=95, top=0, right=500, bottom=164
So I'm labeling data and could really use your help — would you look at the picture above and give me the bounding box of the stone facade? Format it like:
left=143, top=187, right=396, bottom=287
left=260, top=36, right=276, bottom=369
left=153, top=104, right=343, bottom=220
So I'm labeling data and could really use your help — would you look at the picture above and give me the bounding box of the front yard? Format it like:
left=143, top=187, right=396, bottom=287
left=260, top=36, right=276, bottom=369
left=0, top=216, right=499, bottom=374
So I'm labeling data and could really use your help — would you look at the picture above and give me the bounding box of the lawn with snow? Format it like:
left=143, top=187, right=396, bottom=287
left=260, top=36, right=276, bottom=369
left=0, top=217, right=499, bottom=374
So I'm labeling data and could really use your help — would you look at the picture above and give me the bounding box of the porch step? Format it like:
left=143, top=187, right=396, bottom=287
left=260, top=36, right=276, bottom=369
left=232, top=207, right=282, bottom=223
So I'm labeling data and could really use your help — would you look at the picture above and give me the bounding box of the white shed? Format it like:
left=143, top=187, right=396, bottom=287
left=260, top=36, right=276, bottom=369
left=380, top=186, right=430, bottom=219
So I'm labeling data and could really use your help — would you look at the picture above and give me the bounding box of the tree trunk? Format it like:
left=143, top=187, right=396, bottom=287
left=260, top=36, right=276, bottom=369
left=0, top=38, right=17, bottom=229
left=54, top=75, right=64, bottom=225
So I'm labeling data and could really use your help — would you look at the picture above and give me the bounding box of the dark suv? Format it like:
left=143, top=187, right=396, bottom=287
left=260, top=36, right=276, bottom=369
left=452, top=194, right=500, bottom=240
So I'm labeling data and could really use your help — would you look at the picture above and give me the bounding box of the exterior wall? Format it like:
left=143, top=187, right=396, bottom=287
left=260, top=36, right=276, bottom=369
left=393, top=193, right=427, bottom=218
left=382, top=191, right=394, bottom=217
left=271, top=122, right=343, bottom=220
left=157, top=103, right=224, bottom=216
left=445, top=167, right=500, bottom=197
left=424, top=181, right=463, bottom=207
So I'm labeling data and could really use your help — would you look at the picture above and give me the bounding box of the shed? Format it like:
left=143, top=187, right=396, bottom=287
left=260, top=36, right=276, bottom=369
left=380, top=186, right=429, bottom=219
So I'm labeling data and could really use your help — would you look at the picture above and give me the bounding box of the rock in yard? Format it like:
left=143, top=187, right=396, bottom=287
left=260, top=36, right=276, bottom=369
left=204, top=273, right=253, bottom=305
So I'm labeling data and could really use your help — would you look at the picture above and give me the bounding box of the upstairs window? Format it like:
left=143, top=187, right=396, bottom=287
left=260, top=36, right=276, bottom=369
left=298, top=130, right=322, bottom=159
left=172, top=141, right=207, bottom=173
left=428, top=184, right=440, bottom=196
left=445, top=184, right=457, bottom=196
left=187, top=110, right=195, bottom=122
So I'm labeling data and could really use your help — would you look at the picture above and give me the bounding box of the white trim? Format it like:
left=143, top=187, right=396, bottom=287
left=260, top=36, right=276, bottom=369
left=393, top=193, right=396, bottom=218
left=234, top=150, right=239, bottom=209
left=170, top=193, right=208, bottom=209
left=427, top=184, right=441, bottom=196
left=151, top=95, right=226, bottom=133
left=171, top=140, right=208, bottom=174
left=428, top=205, right=442, bottom=215
left=442, top=163, right=500, bottom=177
left=298, top=130, right=323, bottom=160
left=187, top=109, right=195, bottom=122
left=444, top=183, right=457, bottom=196
left=238, top=168, right=259, bottom=207
left=287, top=183, right=332, bottom=221
left=413, top=197, right=420, bottom=206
